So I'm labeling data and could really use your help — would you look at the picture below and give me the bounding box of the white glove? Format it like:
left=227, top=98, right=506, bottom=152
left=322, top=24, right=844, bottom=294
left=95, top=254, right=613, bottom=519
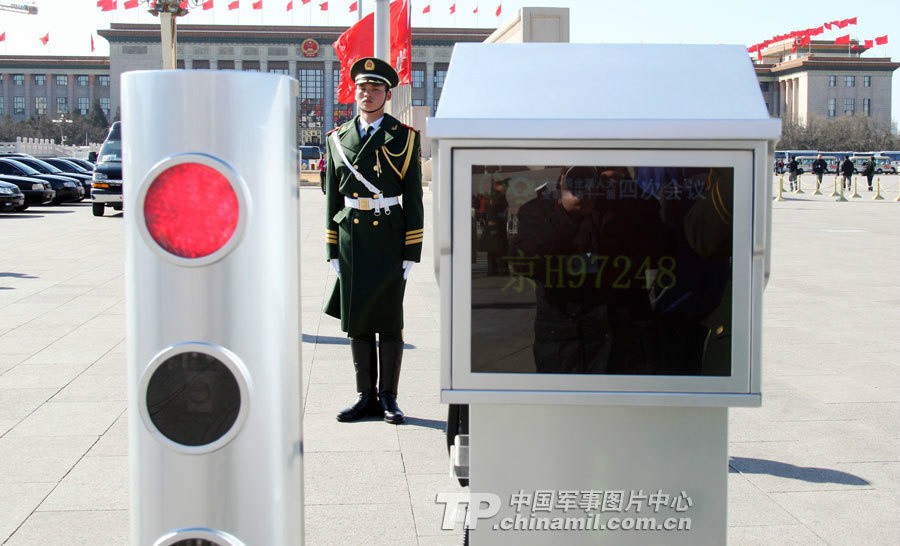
left=402, top=260, right=414, bottom=280
left=330, top=258, right=340, bottom=275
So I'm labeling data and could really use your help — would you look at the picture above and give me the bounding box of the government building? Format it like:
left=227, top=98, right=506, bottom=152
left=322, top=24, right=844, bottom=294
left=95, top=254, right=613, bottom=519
left=1, top=19, right=896, bottom=151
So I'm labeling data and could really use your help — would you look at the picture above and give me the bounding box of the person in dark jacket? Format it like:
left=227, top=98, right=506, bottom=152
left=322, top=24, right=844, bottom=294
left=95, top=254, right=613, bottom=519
left=863, top=157, right=876, bottom=191
left=787, top=156, right=799, bottom=191
left=811, top=154, right=828, bottom=190
left=324, top=57, right=424, bottom=425
left=840, top=157, right=855, bottom=190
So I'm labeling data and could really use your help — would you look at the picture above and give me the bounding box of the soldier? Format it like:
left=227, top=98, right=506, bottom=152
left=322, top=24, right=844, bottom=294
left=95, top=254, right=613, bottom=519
left=324, top=57, right=423, bottom=425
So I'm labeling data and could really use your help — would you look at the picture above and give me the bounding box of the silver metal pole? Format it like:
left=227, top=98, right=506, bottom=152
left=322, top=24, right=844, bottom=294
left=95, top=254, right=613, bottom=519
left=374, top=0, right=390, bottom=62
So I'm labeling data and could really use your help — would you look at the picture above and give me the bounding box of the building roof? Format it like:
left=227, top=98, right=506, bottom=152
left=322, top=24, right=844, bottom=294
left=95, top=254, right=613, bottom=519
left=0, top=56, right=109, bottom=70
left=98, top=23, right=493, bottom=47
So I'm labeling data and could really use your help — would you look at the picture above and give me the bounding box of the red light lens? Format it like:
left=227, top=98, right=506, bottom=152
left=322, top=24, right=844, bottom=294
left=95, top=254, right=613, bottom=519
left=144, top=162, right=239, bottom=259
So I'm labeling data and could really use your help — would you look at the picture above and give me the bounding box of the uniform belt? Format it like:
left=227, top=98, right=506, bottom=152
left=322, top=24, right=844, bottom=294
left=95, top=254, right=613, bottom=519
left=345, top=195, right=400, bottom=215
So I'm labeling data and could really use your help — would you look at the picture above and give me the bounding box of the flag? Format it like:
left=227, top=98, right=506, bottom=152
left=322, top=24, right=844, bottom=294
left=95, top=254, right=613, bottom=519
left=864, top=39, right=873, bottom=48
left=320, top=1, right=328, bottom=10
left=252, top=0, right=262, bottom=8
left=756, top=50, right=762, bottom=62
left=0, top=32, right=6, bottom=42
left=875, top=35, right=888, bottom=45
left=286, top=0, right=292, bottom=9
left=473, top=4, right=478, bottom=14
left=847, top=17, right=857, bottom=25
left=495, top=3, right=501, bottom=16
left=302, top=0, right=310, bottom=4
left=332, top=0, right=411, bottom=103
left=91, top=34, right=95, bottom=52
left=449, top=2, right=455, bottom=14
left=181, top=0, right=188, bottom=7
left=747, top=44, right=758, bottom=53
left=349, top=1, right=357, bottom=11
left=824, top=22, right=832, bottom=30
left=97, top=0, right=116, bottom=11
left=836, top=19, right=849, bottom=29
left=834, top=34, right=850, bottom=45
left=203, top=0, right=214, bottom=9
left=39, top=33, right=49, bottom=46
left=422, top=4, right=430, bottom=14
left=229, top=0, right=239, bottom=8
left=124, top=0, right=139, bottom=8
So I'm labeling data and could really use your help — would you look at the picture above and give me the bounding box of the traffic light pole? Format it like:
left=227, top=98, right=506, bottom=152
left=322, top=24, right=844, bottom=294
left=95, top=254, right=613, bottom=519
left=149, top=0, right=188, bottom=70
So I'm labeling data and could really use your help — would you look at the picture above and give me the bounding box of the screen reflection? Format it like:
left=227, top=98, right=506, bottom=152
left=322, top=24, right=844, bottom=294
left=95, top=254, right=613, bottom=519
left=471, top=165, right=733, bottom=376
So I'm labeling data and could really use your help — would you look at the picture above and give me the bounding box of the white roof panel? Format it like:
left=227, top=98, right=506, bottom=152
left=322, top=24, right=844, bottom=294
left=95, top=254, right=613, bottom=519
left=427, top=43, right=782, bottom=140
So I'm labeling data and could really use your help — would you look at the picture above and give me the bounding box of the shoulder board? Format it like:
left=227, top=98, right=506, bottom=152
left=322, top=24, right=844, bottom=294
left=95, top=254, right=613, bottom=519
left=399, top=122, right=419, bottom=134
left=326, top=127, right=340, bottom=135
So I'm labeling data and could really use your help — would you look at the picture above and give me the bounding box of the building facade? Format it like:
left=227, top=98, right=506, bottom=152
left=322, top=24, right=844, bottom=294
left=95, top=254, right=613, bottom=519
left=2, top=26, right=897, bottom=145
left=755, top=39, right=899, bottom=127
left=0, top=56, right=111, bottom=121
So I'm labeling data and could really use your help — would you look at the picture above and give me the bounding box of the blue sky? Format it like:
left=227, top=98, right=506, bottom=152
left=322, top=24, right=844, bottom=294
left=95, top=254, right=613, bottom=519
left=2, top=0, right=898, bottom=126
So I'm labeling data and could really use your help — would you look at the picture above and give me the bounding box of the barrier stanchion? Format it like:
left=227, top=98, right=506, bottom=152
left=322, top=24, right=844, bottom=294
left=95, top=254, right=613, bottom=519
left=836, top=179, right=848, bottom=202
left=852, top=175, right=861, bottom=198
left=775, top=175, right=785, bottom=202
left=813, top=176, right=822, bottom=195
left=874, top=177, right=885, bottom=200
left=795, top=173, right=804, bottom=194
left=830, top=176, right=839, bottom=197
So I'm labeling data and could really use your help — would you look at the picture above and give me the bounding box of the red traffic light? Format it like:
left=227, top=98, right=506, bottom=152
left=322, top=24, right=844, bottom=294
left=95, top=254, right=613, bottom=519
left=143, top=162, right=239, bottom=259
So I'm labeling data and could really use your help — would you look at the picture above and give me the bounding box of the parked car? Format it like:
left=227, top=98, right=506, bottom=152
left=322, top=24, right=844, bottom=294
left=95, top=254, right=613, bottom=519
left=63, top=157, right=96, bottom=171
left=0, top=174, right=55, bottom=211
left=0, top=180, right=25, bottom=212
left=0, top=158, right=83, bottom=204
left=45, top=158, right=96, bottom=198
left=12, top=157, right=92, bottom=200
left=92, top=121, right=123, bottom=217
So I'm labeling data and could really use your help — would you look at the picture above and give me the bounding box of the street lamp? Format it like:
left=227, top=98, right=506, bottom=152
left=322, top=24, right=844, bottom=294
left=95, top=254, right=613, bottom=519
left=52, top=115, right=73, bottom=145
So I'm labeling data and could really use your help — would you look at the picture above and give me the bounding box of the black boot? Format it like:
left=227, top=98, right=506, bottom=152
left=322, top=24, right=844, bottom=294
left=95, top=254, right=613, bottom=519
left=336, top=339, right=380, bottom=422
left=378, top=339, right=405, bottom=424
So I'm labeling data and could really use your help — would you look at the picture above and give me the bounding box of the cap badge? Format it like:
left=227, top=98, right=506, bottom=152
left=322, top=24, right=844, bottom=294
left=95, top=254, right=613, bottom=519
left=364, top=59, right=375, bottom=70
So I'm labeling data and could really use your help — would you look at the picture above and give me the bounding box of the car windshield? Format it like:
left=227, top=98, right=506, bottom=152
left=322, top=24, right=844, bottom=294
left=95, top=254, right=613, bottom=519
left=98, top=139, right=122, bottom=163
left=49, top=159, right=86, bottom=173
left=1, top=159, right=41, bottom=176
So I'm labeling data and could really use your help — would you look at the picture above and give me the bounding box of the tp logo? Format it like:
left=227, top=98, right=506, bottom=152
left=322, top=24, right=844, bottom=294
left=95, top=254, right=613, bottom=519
left=435, top=492, right=502, bottom=530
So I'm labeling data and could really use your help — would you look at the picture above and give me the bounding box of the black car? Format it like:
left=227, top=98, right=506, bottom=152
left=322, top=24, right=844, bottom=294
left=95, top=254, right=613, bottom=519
left=45, top=158, right=96, bottom=198
left=0, top=174, right=55, bottom=211
left=63, top=157, right=96, bottom=172
left=92, top=121, right=123, bottom=217
left=0, top=180, right=25, bottom=212
left=12, top=157, right=92, bottom=200
left=0, top=158, right=83, bottom=204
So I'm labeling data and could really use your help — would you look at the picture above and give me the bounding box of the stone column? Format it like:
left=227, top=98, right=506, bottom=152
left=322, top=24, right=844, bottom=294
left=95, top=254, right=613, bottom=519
left=425, top=61, right=435, bottom=116
left=324, top=60, right=334, bottom=135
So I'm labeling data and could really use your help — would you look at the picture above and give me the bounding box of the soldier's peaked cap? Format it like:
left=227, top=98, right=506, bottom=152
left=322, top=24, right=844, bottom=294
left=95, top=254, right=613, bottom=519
left=351, top=57, right=399, bottom=89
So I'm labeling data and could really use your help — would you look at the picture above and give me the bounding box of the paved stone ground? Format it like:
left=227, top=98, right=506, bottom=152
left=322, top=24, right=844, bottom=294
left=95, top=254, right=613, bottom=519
left=1, top=176, right=899, bottom=545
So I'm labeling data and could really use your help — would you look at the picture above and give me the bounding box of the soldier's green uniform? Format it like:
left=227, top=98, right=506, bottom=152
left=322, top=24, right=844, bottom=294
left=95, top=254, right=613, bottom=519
left=324, top=57, right=423, bottom=425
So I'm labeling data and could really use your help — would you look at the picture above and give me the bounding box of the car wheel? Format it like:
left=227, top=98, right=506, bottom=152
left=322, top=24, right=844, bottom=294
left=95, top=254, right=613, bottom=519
left=14, top=205, right=28, bottom=212
left=92, top=202, right=105, bottom=216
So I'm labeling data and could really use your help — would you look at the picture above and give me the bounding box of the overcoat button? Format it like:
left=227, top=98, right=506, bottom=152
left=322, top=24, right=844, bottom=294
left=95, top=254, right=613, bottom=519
left=353, top=218, right=360, bottom=224
left=373, top=220, right=379, bottom=226
left=352, top=192, right=359, bottom=198
left=715, top=325, right=725, bottom=335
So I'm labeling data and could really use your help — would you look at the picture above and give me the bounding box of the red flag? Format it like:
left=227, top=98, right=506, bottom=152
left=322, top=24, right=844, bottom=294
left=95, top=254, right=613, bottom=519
left=97, top=0, right=117, bottom=11
left=286, top=0, right=292, bottom=9
left=834, top=35, right=850, bottom=45
left=320, top=1, right=328, bottom=10
left=473, top=4, right=478, bottom=14
left=747, top=44, right=758, bottom=53
left=422, top=4, right=430, bottom=14
left=864, top=39, right=873, bottom=48
left=449, top=3, right=455, bottom=14
left=847, top=17, right=857, bottom=25
left=812, top=26, right=824, bottom=36
left=495, top=3, right=501, bottom=16
left=39, top=33, right=49, bottom=46
left=824, top=22, right=832, bottom=30
left=203, top=0, right=214, bottom=9
left=757, top=50, right=762, bottom=62
left=0, top=32, right=6, bottom=42
left=332, top=0, right=411, bottom=104
left=349, top=1, right=357, bottom=11
left=124, top=0, right=139, bottom=8
left=836, top=19, right=849, bottom=29
left=91, top=34, right=95, bottom=51
left=228, top=0, right=239, bottom=8
left=302, top=0, right=310, bottom=4
left=875, top=35, right=888, bottom=45
left=252, top=0, right=262, bottom=8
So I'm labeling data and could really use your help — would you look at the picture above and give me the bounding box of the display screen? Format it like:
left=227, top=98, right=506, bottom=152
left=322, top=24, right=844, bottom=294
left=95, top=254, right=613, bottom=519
left=471, top=164, right=733, bottom=376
